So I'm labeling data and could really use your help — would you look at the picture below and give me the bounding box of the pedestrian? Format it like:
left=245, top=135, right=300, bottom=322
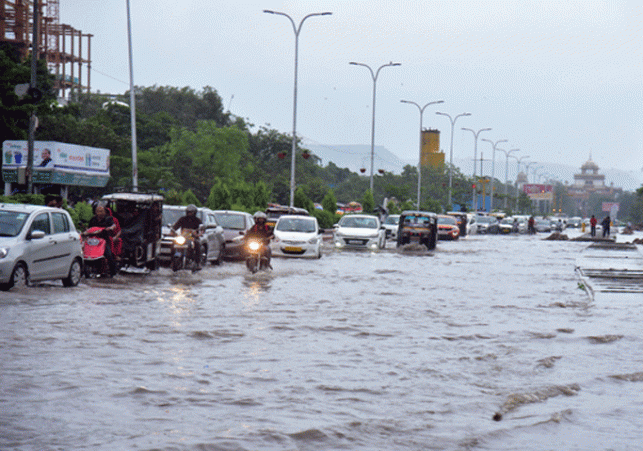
left=590, top=215, right=597, bottom=237
left=602, top=216, right=611, bottom=238
left=528, top=216, right=535, bottom=235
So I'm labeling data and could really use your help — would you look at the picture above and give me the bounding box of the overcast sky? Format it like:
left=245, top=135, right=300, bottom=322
left=60, top=1, right=642, bottom=181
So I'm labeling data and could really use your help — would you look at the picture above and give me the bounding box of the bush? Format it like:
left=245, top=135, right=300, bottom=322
left=311, top=209, right=335, bottom=229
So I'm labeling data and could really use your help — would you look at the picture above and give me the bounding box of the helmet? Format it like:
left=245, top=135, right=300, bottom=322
left=186, top=204, right=198, bottom=214
left=253, top=211, right=267, bottom=221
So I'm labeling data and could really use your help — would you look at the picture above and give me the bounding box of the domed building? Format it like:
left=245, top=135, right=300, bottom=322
left=567, top=155, right=621, bottom=215
left=573, top=157, right=605, bottom=190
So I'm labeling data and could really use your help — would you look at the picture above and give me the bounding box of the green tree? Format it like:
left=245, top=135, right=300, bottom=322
left=160, top=121, right=249, bottom=201
left=181, top=189, right=201, bottom=206
left=361, top=190, right=375, bottom=213
left=294, top=187, right=314, bottom=212
left=322, top=189, right=337, bottom=214
left=0, top=45, right=57, bottom=144
left=253, top=180, right=271, bottom=210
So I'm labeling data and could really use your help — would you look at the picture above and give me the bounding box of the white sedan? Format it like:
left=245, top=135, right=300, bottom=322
left=271, top=215, right=322, bottom=258
left=333, top=214, right=386, bottom=250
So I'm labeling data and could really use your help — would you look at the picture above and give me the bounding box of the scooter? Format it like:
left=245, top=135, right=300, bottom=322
left=82, top=227, right=109, bottom=278
left=245, top=238, right=271, bottom=274
left=171, top=230, right=200, bottom=272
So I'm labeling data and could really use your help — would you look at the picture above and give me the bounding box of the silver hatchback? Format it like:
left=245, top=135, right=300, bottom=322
left=0, top=204, right=83, bottom=290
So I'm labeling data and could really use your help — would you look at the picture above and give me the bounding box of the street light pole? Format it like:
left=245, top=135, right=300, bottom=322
left=264, top=9, right=332, bottom=207
left=462, top=127, right=491, bottom=212
left=351, top=61, right=401, bottom=194
left=401, top=99, right=444, bottom=209
left=496, top=148, right=519, bottom=210
left=481, top=138, right=507, bottom=212
left=126, top=0, right=138, bottom=191
left=436, top=111, right=471, bottom=209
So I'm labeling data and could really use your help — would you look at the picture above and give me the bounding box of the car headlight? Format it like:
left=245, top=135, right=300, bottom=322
left=308, top=237, right=318, bottom=244
left=0, top=248, right=8, bottom=259
left=174, top=235, right=186, bottom=245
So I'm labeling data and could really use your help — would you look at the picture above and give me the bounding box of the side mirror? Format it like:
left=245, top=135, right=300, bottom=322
left=29, top=230, right=46, bottom=240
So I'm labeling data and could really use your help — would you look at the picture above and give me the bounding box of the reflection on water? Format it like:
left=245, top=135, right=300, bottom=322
left=2, top=231, right=643, bottom=450
left=242, top=271, right=273, bottom=308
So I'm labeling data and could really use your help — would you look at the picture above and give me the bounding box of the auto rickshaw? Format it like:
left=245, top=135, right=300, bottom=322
left=396, top=210, right=438, bottom=250
left=101, top=192, right=164, bottom=272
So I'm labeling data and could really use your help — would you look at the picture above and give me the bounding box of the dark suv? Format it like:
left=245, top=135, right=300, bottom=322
left=396, top=211, right=438, bottom=250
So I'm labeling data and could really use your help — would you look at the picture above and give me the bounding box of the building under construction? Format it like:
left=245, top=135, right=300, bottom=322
left=1, top=0, right=92, bottom=99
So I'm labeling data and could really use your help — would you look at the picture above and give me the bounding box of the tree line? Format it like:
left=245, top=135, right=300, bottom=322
left=2, top=44, right=642, bottom=226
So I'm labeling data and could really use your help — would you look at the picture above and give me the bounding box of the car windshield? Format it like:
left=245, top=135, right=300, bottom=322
left=276, top=218, right=316, bottom=233
left=215, top=213, right=246, bottom=230
left=384, top=215, right=399, bottom=225
left=340, top=216, right=378, bottom=229
left=162, top=209, right=185, bottom=226
left=477, top=216, right=496, bottom=224
left=438, top=216, right=457, bottom=225
left=0, top=210, right=29, bottom=237
left=501, top=218, right=515, bottom=224
left=401, top=215, right=432, bottom=225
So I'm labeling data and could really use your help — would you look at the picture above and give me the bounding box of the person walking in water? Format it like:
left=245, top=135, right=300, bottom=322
left=590, top=215, right=597, bottom=237
left=602, top=216, right=611, bottom=238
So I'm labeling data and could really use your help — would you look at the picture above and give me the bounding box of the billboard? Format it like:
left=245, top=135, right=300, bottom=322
left=2, top=141, right=110, bottom=187
left=523, top=184, right=553, bottom=200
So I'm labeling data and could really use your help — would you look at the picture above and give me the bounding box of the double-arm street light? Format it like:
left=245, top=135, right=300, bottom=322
left=481, top=138, right=507, bottom=212
left=496, top=148, right=519, bottom=209
left=400, top=99, right=444, bottom=208
left=351, top=61, right=401, bottom=193
left=436, top=111, right=471, bottom=208
left=462, top=127, right=492, bottom=211
left=264, top=9, right=332, bottom=207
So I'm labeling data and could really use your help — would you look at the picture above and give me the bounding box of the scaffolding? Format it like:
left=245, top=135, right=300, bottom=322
left=1, top=0, right=92, bottom=99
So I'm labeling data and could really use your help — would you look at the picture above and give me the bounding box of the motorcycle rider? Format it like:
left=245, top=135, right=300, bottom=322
left=246, top=211, right=273, bottom=263
left=171, top=204, right=203, bottom=269
left=83, top=203, right=118, bottom=276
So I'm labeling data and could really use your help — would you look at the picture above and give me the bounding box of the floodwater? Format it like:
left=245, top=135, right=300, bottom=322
left=2, top=230, right=643, bottom=451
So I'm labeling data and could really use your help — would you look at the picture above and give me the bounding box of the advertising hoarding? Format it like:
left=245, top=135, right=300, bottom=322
left=2, top=141, right=110, bottom=187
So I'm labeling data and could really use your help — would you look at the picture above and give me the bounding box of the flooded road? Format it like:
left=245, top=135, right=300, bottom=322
left=2, top=231, right=643, bottom=450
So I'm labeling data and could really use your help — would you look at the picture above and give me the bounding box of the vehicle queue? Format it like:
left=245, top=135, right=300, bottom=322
left=0, top=191, right=592, bottom=291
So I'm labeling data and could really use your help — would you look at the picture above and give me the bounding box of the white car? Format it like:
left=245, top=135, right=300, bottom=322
left=382, top=214, right=400, bottom=240
left=333, top=214, right=386, bottom=250
left=271, top=215, right=322, bottom=258
left=0, top=204, right=83, bottom=290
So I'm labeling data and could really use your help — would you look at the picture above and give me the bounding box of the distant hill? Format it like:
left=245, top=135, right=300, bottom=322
left=304, top=144, right=413, bottom=174
left=304, top=143, right=643, bottom=192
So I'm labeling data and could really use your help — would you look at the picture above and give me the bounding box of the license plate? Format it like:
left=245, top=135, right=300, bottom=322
left=285, top=246, right=302, bottom=252
left=347, top=240, right=364, bottom=245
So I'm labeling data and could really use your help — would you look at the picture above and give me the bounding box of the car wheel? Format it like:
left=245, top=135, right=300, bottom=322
left=212, top=243, right=223, bottom=266
left=200, top=245, right=208, bottom=266
left=62, top=258, right=82, bottom=287
left=4, top=262, right=29, bottom=290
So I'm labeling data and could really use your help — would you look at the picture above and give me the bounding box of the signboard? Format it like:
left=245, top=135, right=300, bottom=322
left=523, top=184, right=553, bottom=201
left=522, top=184, right=553, bottom=194
left=602, top=202, right=619, bottom=213
left=2, top=140, right=110, bottom=187
left=3, top=141, right=110, bottom=173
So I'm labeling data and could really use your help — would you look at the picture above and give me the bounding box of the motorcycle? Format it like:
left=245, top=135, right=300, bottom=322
left=171, top=230, right=200, bottom=272
left=82, top=227, right=109, bottom=278
left=245, top=238, right=271, bottom=274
